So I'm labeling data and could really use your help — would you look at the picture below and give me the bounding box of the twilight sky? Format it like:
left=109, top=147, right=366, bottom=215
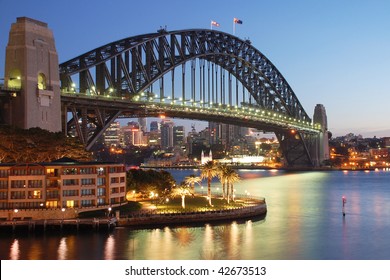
left=1, top=0, right=390, bottom=137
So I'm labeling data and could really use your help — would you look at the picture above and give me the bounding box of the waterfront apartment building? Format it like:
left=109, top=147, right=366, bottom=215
left=0, top=158, right=126, bottom=211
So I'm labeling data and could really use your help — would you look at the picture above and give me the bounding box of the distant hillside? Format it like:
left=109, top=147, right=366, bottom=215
left=0, top=125, right=92, bottom=163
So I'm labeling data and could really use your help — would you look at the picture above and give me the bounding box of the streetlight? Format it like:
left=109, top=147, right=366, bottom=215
left=108, top=207, right=112, bottom=218
left=61, top=208, right=65, bottom=220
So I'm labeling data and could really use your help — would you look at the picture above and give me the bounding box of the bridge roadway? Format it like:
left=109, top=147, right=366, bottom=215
left=61, top=91, right=321, bottom=134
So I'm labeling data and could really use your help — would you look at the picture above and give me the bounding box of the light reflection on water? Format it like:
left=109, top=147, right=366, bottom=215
left=2, top=169, right=390, bottom=260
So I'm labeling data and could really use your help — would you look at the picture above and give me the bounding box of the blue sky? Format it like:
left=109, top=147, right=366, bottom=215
left=1, top=0, right=390, bottom=137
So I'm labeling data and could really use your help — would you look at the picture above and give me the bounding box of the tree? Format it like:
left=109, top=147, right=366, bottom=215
left=184, top=174, right=202, bottom=193
left=200, top=160, right=218, bottom=206
left=216, top=163, right=228, bottom=199
left=126, top=169, right=175, bottom=197
left=225, top=167, right=240, bottom=203
left=0, top=125, right=92, bottom=163
left=171, top=182, right=193, bottom=209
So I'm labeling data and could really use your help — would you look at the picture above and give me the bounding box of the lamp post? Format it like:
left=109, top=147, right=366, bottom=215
left=108, top=207, right=112, bottom=218
left=13, top=209, right=18, bottom=221
left=61, top=208, right=65, bottom=220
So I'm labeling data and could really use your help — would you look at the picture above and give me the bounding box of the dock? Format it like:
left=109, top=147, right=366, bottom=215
left=0, top=217, right=117, bottom=233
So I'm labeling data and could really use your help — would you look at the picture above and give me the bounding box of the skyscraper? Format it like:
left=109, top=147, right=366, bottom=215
left=173, top=126, right=185, bottom=147
left=150, top=121, right=160, bottom=132
left=160, top=119, right=174, bottom=150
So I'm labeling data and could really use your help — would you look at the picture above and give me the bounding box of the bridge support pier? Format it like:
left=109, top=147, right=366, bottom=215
left=311, top=104, right=330, bottom=167
left=2, top=17, right=62, bottom=132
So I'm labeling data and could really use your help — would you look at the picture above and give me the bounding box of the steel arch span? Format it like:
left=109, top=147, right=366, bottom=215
left=59, top=29, right=325, bottom=167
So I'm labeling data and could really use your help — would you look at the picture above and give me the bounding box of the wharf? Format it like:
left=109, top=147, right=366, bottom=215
left=0, top=217, right=117, bottom=233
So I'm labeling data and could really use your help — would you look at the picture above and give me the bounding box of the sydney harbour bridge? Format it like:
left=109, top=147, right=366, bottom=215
left=0, top=17, right=329, bottom=168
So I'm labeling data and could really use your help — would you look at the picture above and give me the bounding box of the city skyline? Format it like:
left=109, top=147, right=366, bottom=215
left=1, top=0, right=390, bottom=137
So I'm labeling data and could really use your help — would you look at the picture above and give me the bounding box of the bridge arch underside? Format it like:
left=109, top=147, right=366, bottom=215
left=59, top=29, right=321, bottom=167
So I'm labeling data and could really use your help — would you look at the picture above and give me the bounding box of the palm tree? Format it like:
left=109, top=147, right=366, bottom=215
left=171, top=182, right=193, bottom=209
left=184, top=174, right=202, bottom=193
left=217, top=164, right=228, bottom=199
left=200, top=160, right=218, bottom=206
left=225, top=167, right=240, bottom=203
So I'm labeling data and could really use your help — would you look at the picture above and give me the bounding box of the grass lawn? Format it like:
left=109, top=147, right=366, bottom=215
left=155, top=195, right=247, bottom=212
left=78, top=201, right=142, bottom=218
left=78, top=195, right=251, bottom=218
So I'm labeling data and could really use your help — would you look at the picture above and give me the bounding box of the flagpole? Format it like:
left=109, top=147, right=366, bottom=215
left=233, top=20, right=235, bottom=35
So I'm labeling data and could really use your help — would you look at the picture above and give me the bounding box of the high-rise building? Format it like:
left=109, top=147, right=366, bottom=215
left=138, top=118, right=147, bottom=133
left=160, top=119, right=174, bottom=150
left=173, top=126, right=185, bottom=147
left=150, top=121, right=160, bottom=132
left=104, top=121, right=121, bottom=147
left=122, top=122, right=137, bottom=146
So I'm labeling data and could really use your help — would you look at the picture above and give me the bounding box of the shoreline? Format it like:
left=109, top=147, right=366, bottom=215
left=140, top=165, right=379, bottom=172
left=0, top=198, right=267, bottom=232
left=119, top=202, right=267, bottom=228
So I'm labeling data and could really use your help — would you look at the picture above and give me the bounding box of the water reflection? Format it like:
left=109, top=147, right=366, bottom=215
left=172, top=227, right=196, bottom=247
left=9, top=239, right=19, bottom=260
left=104, top=235, right=115, bottom=260
left=2, top=170, right=390, bottom=260
left=57, top=237, right=67, bottom=260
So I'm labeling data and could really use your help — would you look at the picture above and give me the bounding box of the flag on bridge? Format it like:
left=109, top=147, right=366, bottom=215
left=233, top=18, right=243, bottom=24
left=211, top=20, right=220, bottom=29
left=233, top=18, right=243, bottom=35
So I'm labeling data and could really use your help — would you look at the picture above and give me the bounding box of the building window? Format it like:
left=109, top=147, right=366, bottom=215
left=46, top=168, right=59, bottom=176
left=81, top=178, right=95, bottom=186
left=97, top=188, right=106, bottom=196
left=11, top=180, right=26, bottom=188
left=97, top=167, right=106, bottom=175
left=27, top=180, right=43, bottom=188
left=46, top=190, right=59, bottom=199
left=0, top=181, right=8, bottom=189
left=63, top=179, right=78, bottom=186
left=81, top=189, right=94, bottom=196
left=37, top=73, right=46, bottom=90
left=97, top=198, right=105, bottom=206
left=63, top=168, right=77, bottom=175
left=80, top=167, right=94, bottom=174
left=0, top=170, right=10, bottom=178
left=63, top=190, right=78, bottom=197
left=97, top=178, right=106, bottom=186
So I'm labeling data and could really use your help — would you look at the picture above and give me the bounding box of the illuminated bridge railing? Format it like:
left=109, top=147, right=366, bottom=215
left=61, top=91, right=321, bottom=133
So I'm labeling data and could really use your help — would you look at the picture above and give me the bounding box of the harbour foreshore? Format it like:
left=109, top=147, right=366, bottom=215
left=119, top=202, right=267, bottom=227
left=0, top=198, right=267, bottom=231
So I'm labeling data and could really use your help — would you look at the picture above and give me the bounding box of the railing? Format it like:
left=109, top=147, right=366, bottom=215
left=125, top=196, right=266, bottom=219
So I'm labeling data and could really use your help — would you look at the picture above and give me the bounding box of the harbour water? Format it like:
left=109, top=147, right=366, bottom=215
left=1, top=169, right=390, bottom=260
